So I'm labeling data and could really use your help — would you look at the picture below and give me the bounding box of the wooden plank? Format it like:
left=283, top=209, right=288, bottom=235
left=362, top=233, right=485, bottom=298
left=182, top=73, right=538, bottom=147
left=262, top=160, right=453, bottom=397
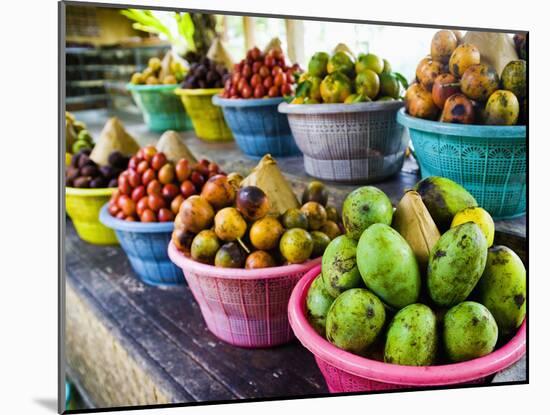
left=65, top=219, right=328, bottom=403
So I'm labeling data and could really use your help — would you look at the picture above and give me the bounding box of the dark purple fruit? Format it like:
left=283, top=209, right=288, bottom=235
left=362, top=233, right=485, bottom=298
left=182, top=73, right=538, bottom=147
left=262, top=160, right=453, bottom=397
left=99, top=165, right=115, bottom=179
left=236, top=186, right=270, bottom=221
left=66, top=166, right=79, bottom=181
left=73, top=176, right=92, bottom=188
left=108, top=151, right=126, bottom=168
left=80, top=164, right=99, bottom=177
left=108, top=178, right=118, bottom=188
left=90, top=177, right=107, bottom=188
left=77, top=154, right=93, bottom=169
left=214, top=242, right=247, bottom=268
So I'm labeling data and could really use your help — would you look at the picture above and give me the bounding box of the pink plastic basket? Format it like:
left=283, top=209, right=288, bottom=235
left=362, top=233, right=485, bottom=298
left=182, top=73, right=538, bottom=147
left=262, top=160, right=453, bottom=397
left=168, top=242, right=322, bottom=348
left=288, top=265, right=526, bottom=393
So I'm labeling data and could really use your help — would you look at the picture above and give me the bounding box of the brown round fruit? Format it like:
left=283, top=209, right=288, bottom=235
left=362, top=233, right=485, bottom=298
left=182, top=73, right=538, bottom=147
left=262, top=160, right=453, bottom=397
left=180, top=180, right=196, bottom=198
left=449, top=44, right=481, bottom=78
left=301, top=201, right=328, bottom=230
left=460, top=64, right=499, bottom=101
left=249, top=217, right=284, bottom=250
left=432, top=73, right=460, bottom=110
left=214, top=242, right=247, bottom=268
left=158, top=163, right=175, bottom=185
left=176, top=159, right=191, bottom=182
left=281, top=208, right=308, bottom=230
left=302, top=181, right=329, bottom=206
left=171, top=194, right=184, bottom=215
left=310, top=231, right=331, bottom=258
left=245, top=251, right=277, bottom=269
left=236, top=186, right=270, bottom=221
left=200, top=175, right=236, bottom=210
left=172, top=227, right=195, bottom=254
left=131, top=185, right=146, bottom=203
left=148, top=194, right=166, bottom=212
left=158, top=208, right=175, bottom=222
left=405, top=83, right=439, bottom=120
left=320, top=220, right=342, bottom=240
left=325, top=206, right=340, bottom=223
left=141, top=208, right=157, bottom=223
left=147, top=180, right=162, bottom=196
left=440, top=93, right=475, bottom=124
left=151, top=152, right=167, bottom=170
left=416, top=57, right=445, bottom=91
left=179, top=195, right=215, bottom=233
left=431, top=30, right=458, bottom=64
left=162, top=183, right=180, bottom=201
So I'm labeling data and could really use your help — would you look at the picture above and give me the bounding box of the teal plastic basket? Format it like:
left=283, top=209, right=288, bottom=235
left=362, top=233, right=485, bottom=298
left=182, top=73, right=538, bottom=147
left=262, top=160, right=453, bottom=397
left=127, top=83, right=193, bottom=132
left=397, top=109, right=526, bottom=219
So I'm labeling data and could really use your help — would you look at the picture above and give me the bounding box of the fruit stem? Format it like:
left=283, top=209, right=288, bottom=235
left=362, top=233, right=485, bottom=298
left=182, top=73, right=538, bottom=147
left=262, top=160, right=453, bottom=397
left=237, top=238, right=251, bottom=254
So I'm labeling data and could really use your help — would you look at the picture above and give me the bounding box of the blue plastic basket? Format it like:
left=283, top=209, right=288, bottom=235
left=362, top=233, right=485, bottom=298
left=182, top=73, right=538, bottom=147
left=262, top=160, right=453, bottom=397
left=397, top=108, right=526, bottom=219
left=212, top=95, right=300, bottom=158
left=127, top=83, right=193, bottom=132
left=99, top=205, right=184, bottom=286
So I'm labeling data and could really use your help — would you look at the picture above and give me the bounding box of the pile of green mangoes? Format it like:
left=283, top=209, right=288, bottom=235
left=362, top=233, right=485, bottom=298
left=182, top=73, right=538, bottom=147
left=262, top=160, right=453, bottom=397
left=405, top=30, right=526, bottom=125
left=291, top=47, right=407, bottom=104
left=306, top=177, right=526, bottom=366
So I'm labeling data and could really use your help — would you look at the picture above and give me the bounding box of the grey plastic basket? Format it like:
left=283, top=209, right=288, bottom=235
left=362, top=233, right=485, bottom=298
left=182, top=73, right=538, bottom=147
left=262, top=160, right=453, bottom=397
left=278, top=101, right=406, bottom=183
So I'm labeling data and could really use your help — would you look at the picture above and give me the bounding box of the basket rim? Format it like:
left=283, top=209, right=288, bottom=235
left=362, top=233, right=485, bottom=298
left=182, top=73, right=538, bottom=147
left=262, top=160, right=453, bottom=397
left=397, top=108, right=526, bottom=138
left=278, top=100, right=404, bottom=115
left=65, top=187, right=116, bottom=197
left=168, top=241, right=322, bottom=280
left=212, top=95, right=286, bottom=108
left=126, top=83, right=179, bottom=92
left=175, top=87, right=223, bottom=96
left=99, top=204, right=174, bottom=233
left=288, top=265, right=526, bottom=386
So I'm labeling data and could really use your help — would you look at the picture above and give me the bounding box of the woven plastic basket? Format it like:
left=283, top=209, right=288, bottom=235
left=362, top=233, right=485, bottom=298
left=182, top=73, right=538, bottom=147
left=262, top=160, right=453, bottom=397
left=212, top=95, right=301, bottom=158
left=168, top=241, right=321, bottom=348
left=278, top=101, right=406, bottom=183
left=397, top=109, right=526, bottom=219
left=127, top=83, right=193, bottom=132
left=99, top=205, right=183, bottom=286
left=175, top=88, right=233, bottom=141
left=65, top=187, right=118, bottom=245
left=288, top=265, right=526, bottom=393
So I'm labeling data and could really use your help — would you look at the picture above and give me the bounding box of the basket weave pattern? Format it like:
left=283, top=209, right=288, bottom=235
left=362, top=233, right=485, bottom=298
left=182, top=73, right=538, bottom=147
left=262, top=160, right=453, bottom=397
left=284, top=105, right=407, bottom=182
left=183, top=270, right=308, bottom=347
left=115, top=229, right=183, bottom=286
left=411, top=132, right=526, bottom=219
left=130, top=87, right=192, bottom=132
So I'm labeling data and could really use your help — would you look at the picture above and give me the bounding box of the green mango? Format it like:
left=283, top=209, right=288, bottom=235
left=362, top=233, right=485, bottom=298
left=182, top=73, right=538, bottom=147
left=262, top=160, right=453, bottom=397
left=415, top=176, right=478, bottom=231
left=306, top=275, right=335, bottom=337
left=427, top=222, right=488, bottom=307
left=382, top=59, right=392, bottom=74
left=355, top=53, right=384, bottom=75
left=321, top=235, right=362, bottom=298
left=327, top=51, right=355, bottom=77
left=342, top=186, right=393, bottom=240
left=443, top=301, right=498, bottom=362
left=379, top=72, right=400, bottom=99
left=357, top=223, right=421, bottom=309
left=308, top=51, right=330, bottom=78
left=477, top=245, right=526, bottom=336
left=355, top=69, right=380, bottom=99
left=326, top=288, right=386, bottom=354
left=384, top=303, right=437, bottom=366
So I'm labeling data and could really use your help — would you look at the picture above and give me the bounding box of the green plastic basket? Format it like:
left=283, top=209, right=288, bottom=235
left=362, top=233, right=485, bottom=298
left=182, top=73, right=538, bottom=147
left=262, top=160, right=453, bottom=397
left=127, top=83, right=193, bottom=132
left=397, top=109, right=526, bottom=219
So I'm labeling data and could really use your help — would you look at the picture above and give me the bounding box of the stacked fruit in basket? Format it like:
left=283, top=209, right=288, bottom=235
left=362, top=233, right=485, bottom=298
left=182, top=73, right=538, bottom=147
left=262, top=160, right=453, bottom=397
left=107, top=145, right=222, bottom=222
left=181, top=57, right=229, bottom=89
left=66, top=112, right=94, bottom=155
left=66, top=150, right=129, bottom=189
left=292, top=47, right=407, bottom=104
left=306, top=177, right=526, bottom=365
left=220, top=46, right=301, bottom=99
left=405, top=30, right=526, bottom=125
left=130, top=54, right=187, bottom=85
left=172, top=158, right=343, bottom=269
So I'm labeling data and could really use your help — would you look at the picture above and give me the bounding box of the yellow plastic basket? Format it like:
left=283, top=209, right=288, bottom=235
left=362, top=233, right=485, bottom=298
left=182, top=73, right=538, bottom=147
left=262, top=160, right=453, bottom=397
left=65, top=187, right=118, bottom=245
left=175, top=88, right=233, bottom=142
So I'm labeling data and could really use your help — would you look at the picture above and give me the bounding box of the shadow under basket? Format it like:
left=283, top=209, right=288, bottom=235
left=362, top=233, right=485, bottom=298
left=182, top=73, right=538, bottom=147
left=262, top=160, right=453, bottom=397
left=127, top=83, right=193, bottom=132
left=212, top=95, right=301, bottom=158
left=397, top=108, right=526, bottom=219
left=279, top=100, right=406, bottom=183
left=99, top=205, right=183, bottom=286
left=288, top=265, right=526, bottom=393
left=168, top=242, right=321, bottom=348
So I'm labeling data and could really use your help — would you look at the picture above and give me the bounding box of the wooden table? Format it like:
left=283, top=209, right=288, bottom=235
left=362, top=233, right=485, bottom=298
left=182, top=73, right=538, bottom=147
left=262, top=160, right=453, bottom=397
left=65, top=109, right=527, bottom=409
